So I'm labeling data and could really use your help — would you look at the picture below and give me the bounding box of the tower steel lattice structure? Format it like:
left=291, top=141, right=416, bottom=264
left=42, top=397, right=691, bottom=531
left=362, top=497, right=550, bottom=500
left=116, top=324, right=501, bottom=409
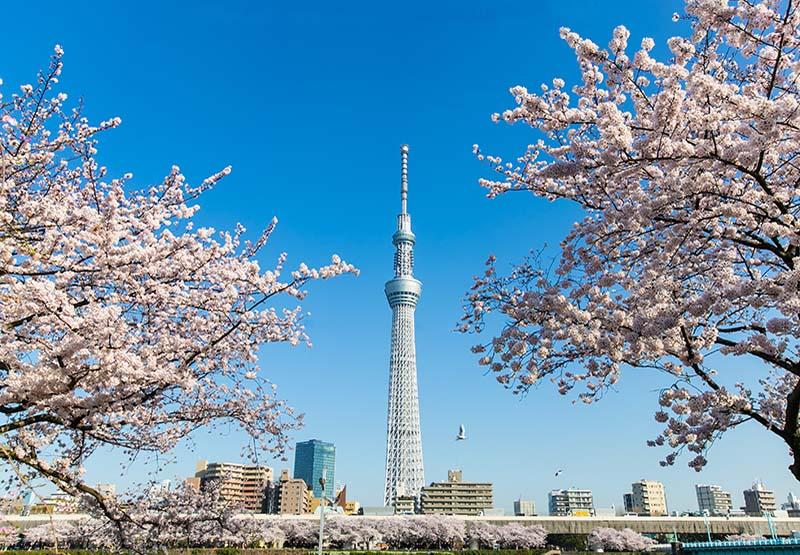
left=383, top=144, right=425, bottom=507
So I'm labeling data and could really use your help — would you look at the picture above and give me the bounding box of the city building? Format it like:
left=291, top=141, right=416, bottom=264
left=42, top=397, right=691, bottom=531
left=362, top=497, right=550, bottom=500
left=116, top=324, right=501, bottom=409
left=631, top=480, right=667, bottom=516
left=361, top=506, right=394, bottom=516
left=623, top=493, right=635, bottom=514
left=96, top=483, right=116, bottom=498
left=384, top=145, right=425, bottom=508
left=0, top=497, right=24, bottom=515
left=394, top=495, right=416, bottom=514
left=294, top=439, right=335, bottom=501
left=148, top=479, right=171, bottom=497
left=195, top=460, right=273, bottom=512
left=696, top=484, right=732, bottom=516
left=514, top=498, right=536, bottom=516
left=343, top=501, right=360, bottom=515
left=264, top=469, right=312, bottom=515
left=742, top=481, right=777, bottom=516
left=26, top=492, right=81, bottom=515
left=782, top=492, right=800, bottom=517
left=548, top=488, right=594, bottom=516
left=332, top=485, right=360, bottom=515
left=279, top=472, right=311, bottom=515
left=263, top=471, right=284, bottom=514
left=782, top=492, right=799, bottom=510
left=420, top=470, right=493, bottom=515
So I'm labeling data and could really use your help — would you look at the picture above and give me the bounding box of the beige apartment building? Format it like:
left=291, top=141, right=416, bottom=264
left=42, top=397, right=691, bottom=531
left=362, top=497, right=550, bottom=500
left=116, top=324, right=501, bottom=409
left=420, top=470, right=493, bottom=515
left=276, top=469, right=311, bottom=515
left=195, top=460, right=273, bottom=512
left=632, top=480, right=667, bottom=516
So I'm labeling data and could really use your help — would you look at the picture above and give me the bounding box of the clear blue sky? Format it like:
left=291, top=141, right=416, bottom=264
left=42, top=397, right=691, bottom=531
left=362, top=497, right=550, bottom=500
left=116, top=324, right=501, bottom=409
left=1, top=0, right=794, bottom=514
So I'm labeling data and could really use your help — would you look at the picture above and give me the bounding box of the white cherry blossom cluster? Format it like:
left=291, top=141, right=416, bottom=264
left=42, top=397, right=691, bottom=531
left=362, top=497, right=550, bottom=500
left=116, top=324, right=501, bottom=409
left=588, top=527, right=656, bottom=552
left=0, top=45, right=356, bottom=526
left=8, top=483, right=547, bottom=552
left=463, top=0, right=800, bottom=479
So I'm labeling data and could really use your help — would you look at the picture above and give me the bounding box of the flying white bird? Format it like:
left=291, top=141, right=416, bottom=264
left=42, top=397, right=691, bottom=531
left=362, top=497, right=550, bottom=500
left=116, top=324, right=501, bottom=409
left=554, top=469, right=564, bottom=477
left=456, top=424, right=466, bottom=441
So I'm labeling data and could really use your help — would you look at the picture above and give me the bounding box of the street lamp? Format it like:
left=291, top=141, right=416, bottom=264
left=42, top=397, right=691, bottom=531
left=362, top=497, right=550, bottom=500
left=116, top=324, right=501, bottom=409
left=702, top=510, right=711, bottom=542
left=764, top=510, right=777, bottom=540
left=318, top=469, right=327, bottom=555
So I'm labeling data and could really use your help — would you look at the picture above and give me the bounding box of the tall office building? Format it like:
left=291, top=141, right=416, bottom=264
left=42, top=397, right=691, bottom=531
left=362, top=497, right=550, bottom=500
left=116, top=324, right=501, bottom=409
left=294, top=439, right=335, bottom=500
left=514, top=498, right=536, bottom=516
left=383, top=145, right=425, bottom=507
left=195, top=460, right=272, bottom=512
left=696, top=484, right=732, bottom=516
left=742, top=481, right=777, bottom=516
left=420, top=470, right=493, bottom=515
left=548, top=488, right=594, bottom=516
left=631, top=480, right=667, bottom=516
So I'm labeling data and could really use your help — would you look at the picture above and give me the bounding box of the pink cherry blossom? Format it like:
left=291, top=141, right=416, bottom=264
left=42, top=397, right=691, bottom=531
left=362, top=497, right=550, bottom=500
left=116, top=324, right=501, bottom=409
left=588, top=527, right=656, bottom=552
left=464, top=0, right=800, bottom=480
left=0, top=45, right=357, bottom=528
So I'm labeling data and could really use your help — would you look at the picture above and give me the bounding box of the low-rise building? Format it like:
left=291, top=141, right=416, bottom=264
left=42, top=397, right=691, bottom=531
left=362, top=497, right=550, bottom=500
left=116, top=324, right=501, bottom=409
left=623, top=493, right=635, bottom=513
left=743, top=481, right=777, bottom=516
left=343, top=500, right=360, bottom=515
left=781, top=492, right=800, bottom=517
left=632, top=480, right=667, bottom=516
left=549, top=488, right=594, bottom=516
left=696, top=484, right=732, bottom=516
left=184, top=477, right=201, bottom=491
left=39, top=492, right=80, bottom=514
left=394, top=495, right=416, bottom=514
left=420, top=470, right=493, bottom=515
left=514, top=498, right=536, bottom=516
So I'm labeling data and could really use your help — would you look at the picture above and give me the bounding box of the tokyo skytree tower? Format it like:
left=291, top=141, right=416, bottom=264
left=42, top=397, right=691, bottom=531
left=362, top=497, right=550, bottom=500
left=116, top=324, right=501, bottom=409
left=383, top=144, right=425, bottom=507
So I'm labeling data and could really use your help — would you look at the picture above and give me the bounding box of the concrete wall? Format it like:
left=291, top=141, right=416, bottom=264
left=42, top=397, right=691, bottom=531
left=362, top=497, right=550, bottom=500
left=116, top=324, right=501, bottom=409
left=3, top=513, right=798, bottom=537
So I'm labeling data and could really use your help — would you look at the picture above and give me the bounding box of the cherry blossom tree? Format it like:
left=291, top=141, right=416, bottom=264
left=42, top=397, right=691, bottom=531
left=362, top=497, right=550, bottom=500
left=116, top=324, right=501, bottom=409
left=495, top=523, right=548, bottom=549
left=0, top=46, right=356, bottom=523
left=0, top=525, right=17, bottom=550
left=279, top=518, right=319, bottom=548
left=21, top=521, right=79, bottom=549
left=466, top=521, right=500, bottom=548
left=335, top=518, right=382, bottom=549
left=588, top=527, right=656, bottom=552
left=79, top=480, right=242, bottom=550
left=18, top=514, right=546, bottom=551
left=463, top=0, right=800, bottom=479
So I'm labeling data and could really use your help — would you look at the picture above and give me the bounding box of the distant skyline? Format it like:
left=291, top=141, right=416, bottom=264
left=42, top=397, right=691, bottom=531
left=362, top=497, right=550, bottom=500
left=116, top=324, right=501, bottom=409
left=1, top=0, right=796, bottom=514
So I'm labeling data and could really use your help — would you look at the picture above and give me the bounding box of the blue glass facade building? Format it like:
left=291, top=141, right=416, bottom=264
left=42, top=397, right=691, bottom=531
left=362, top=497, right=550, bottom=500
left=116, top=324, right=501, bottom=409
left=293, top=439, right=335, bottom=500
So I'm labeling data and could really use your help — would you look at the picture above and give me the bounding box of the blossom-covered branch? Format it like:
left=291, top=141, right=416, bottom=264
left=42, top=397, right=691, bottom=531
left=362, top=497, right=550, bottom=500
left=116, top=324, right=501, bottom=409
left=463, top=0, right=800, bottom=479
left=0, top=46, right=356, bottom=521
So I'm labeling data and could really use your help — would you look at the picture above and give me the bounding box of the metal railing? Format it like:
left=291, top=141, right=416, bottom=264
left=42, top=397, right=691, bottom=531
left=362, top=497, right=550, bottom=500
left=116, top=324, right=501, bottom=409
left=681, top=537, right=800, bottom=549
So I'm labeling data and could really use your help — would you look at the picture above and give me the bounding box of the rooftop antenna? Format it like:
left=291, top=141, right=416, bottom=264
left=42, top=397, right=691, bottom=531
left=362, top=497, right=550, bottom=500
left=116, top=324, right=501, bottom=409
left=400, top=144, right=409, bottom=214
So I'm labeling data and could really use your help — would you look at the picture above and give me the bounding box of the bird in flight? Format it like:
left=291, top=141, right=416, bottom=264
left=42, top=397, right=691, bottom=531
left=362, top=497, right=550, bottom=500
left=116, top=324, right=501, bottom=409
left=456, top=424, right=466, bottom=441
left=554, top=469, right=564, bottom=477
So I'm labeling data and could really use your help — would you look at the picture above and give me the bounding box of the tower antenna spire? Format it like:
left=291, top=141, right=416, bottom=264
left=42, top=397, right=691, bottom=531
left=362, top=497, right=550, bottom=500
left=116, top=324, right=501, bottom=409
left=400, top=144, right=409, bottom=214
